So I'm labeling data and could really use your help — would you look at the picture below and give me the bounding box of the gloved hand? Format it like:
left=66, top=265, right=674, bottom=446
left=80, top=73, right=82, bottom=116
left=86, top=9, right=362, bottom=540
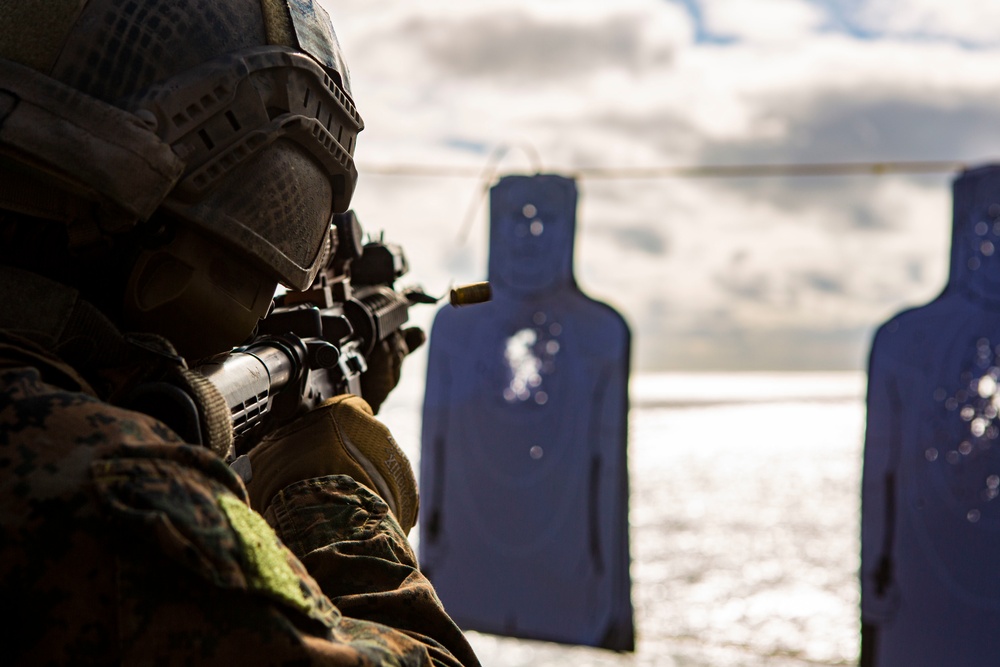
left=245, top=394, right=418, bottom=533
left=360, top=326, right=426, bottom=414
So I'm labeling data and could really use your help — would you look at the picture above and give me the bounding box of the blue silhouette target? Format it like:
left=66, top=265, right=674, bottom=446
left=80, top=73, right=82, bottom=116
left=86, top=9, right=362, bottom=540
left=862, top=165, right=1000, bottom=666
left=419, top=174, right=634, bottom=650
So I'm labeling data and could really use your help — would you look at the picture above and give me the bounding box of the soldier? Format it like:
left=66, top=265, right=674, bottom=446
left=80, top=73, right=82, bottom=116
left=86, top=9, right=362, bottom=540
left=0, top=1, right=480, bottom=665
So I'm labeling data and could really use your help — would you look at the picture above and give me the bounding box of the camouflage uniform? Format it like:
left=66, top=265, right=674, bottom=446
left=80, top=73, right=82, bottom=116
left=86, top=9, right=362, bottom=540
left=0, top=270, right=480, bottom=666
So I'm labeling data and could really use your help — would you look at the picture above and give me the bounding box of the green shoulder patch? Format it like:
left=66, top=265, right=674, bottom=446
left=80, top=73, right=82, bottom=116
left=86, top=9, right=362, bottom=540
left=217, top=493, right=321, bottom=618
left=92, top=450, right=337, bottom=630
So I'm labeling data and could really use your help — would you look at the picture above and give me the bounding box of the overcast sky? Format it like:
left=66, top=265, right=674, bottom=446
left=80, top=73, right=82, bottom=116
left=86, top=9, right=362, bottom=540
left=320, top=0, right=1000, bottom=372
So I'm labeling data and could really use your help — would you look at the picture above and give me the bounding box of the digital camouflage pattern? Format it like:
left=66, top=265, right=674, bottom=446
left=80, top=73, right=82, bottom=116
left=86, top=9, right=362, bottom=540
left=0, top=336, right=479, bottom=665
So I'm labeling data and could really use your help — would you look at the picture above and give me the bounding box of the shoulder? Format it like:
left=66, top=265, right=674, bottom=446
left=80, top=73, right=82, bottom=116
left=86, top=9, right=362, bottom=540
left=0, top=363, right=185, bottom=455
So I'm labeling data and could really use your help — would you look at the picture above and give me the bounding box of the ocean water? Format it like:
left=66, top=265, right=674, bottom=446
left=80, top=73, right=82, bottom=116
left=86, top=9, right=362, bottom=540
left=377, top=370, right=867, bottom=667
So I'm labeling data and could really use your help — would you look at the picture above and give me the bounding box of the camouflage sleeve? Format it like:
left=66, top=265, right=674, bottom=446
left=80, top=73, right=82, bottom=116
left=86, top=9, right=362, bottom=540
left=90, top=443, right=480, bottom=667
left=2, top=360, right=479, bottom=666
left=263, top=476, right=481, bottom=667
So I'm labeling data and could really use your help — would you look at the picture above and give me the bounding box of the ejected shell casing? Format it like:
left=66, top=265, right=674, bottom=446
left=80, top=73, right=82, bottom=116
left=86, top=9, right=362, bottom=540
left=450, top=281, right=492, bottom=307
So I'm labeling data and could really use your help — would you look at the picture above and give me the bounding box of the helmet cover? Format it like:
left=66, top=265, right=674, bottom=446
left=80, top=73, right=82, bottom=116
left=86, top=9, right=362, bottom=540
left=1, top=0, right=363, bottom=290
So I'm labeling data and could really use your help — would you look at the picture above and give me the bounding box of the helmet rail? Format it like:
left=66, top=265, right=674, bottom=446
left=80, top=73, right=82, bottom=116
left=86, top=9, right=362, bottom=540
left=127, top=46, right=362, bottom=211
left=0, top=45, right=363, bottom=290
left=0, top=57, right=184, bottom=228
left=126, top=45, right=364, bottom=288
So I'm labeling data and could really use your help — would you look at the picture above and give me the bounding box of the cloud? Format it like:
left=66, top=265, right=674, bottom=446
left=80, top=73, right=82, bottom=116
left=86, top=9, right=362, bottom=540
left=682, top=0, right=1000, bottom=48
left=699, top=91, right=1000, bottom=167
left=594, top=223, right=671, bottom=255
left=824, top=0, right=1000, bottom=48
left=406, top=11, right=675, bottom=81
left=337, top=0, right=690, bottom=85
left=695, top=0, right=827, bottom=42
left=798, top=270, right=845, bottom=294
left=320, top=0, right=1000, bottom=370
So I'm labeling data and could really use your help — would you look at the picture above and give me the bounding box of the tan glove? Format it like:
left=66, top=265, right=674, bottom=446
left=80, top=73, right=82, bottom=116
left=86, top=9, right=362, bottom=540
left=360, top=327, right=426, bottom=414
left=245, top=394, right=418, bottom=533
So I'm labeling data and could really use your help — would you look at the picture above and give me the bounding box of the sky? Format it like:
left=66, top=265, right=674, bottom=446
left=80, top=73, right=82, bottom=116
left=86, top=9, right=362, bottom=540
left=319, top=0, right=1000, bottom=372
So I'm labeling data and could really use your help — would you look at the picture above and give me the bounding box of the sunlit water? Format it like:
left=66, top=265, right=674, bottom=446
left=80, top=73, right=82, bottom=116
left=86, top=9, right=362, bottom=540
left=378, top=370, right=866, bottom=667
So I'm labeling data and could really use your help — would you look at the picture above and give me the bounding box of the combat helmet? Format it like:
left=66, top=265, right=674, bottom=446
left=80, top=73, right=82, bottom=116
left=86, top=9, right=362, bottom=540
left=0, top=0, right=363, bottom=358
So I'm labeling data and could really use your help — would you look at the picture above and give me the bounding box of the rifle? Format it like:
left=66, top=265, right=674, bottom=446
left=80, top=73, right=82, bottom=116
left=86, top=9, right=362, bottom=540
left=127, top=210, right=490, bottom=461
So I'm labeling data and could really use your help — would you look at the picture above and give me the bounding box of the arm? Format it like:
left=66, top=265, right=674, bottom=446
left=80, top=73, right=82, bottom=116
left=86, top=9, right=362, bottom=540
left=239, top=391, right=478, bottom=664
left=92, top=423, right=479, bottom=666
left=265, top=476, right=478, bottom=666
left=0, top=350, right=475, bottom=666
